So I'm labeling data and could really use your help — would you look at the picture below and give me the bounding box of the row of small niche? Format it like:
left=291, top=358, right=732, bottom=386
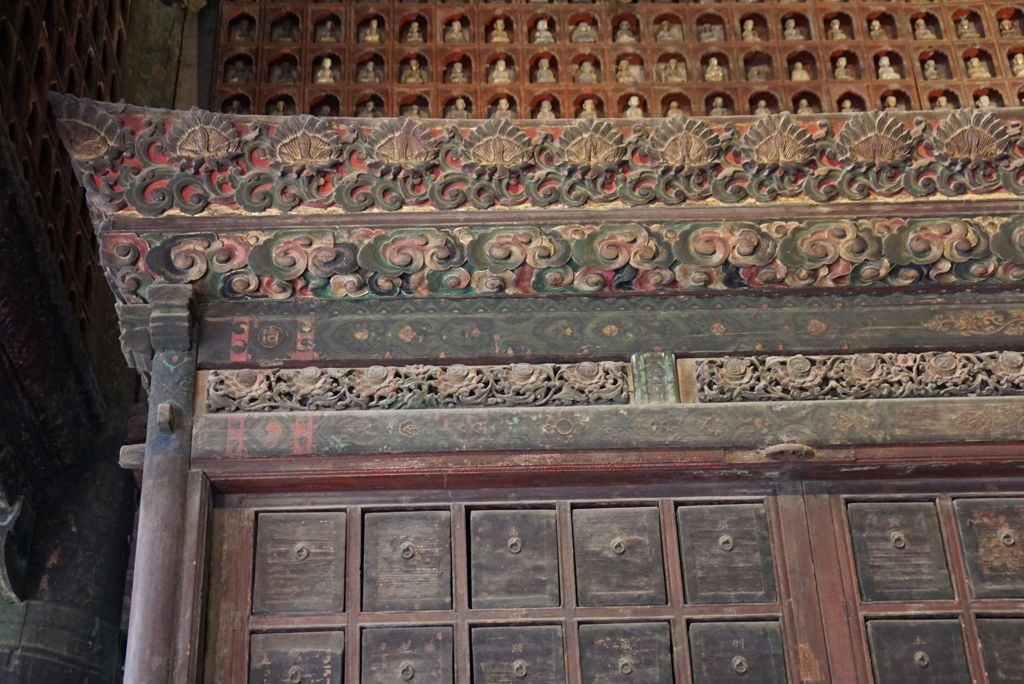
left=231, top=9, right=1023, bottom=46
left=223, top=88, right=1014, bottom=121
left=223, top=47, right=1024, bottom=87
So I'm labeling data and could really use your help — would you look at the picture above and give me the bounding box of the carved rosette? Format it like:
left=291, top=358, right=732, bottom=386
left=364, top=118, right=438, bottom=176
left=645, top=117, right=720, bottom=171
left=836, top=111, right=914, bottom=170
left=164, top=108, right=242, bottom=171
left=458, top=119, right=533, bottom=177
left=48, top=94, right=126, bottom=169
left=934, top=109, right=1012, bottom=167
left=268, top=115, right=344, bottom=174
left=739, top=113, right=813, bottom=172
left=557, top=119, right=626, bottom=174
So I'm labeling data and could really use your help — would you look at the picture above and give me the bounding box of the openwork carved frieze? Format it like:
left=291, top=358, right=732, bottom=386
left=206, top=361, right=629, bottom=413
left=102, top=216, right=1024, bottom=303
left=49, top=95, right=1024, bottom=217
left=696, top=351, right=1024, bottom=402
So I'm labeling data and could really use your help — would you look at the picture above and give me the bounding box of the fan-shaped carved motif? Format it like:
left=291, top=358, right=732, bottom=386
left=740, top=113, right=813, bottom=168
left=646, top=117, right=720, bottom=169
left=836, top=111, right=914, bottom=169
left=365, top=118, right=438, bottom=174
left=934, top=109, right=1012, bottom=164
left=166, top=108, right=240, bottom=169
left=558, top=120, right=625, bottom=170
left=48, top=94, right=123, bottom=163
left=460, top=119, right=532, bottom=174
left=269, top=115, right=342, bottom=173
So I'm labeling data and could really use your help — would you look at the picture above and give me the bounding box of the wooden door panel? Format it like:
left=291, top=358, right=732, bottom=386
left=249, top=631, right=344, bottom=684
left=362, top=511, right=452, bottom=612
left=469, top=509, right=560, bottom=609
left=572, top=507, right=667, bottom=607
left=688, top=621, right=787, bottom=684
left=578, top=622, right=673, bottom=683
left=954, top=498, right=1024, bottom=599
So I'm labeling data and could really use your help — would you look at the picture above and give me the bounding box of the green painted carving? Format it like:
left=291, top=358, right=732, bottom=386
left=102, top=217, right=1024, bottom=304
left=48, top=95, right=1024, bottom=217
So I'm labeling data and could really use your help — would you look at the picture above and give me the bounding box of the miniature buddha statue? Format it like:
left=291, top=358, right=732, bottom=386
left=446, top=61, right=468, bottom=84
left=313, top=57, right=337, bottom=84
left=1012, top=53, right=1024, bottom=77
left=316, top=104, right=335, bottom=118
left=1000, top=18, right=1021, bottom=38
left=753, top=99, right=772, bottom=116
left=357, top=61, right=380, bottom=83
left=840, top=99, right=857, bottom=113
left=976, top=94, right=994, bottom=109
left=271, top=19, right=298, bottom=42
left=868, top=19, right=886, bottom=40
left=922, top=59, right=940, bottom=80
left=403, top=21, right=424, bottom=43
left=400, top=58, right=426, bottom=84
left=315, top=19, right=339, bottom=42
left=223, top=98, right=248, bottom=115
left=533, top=58, right=556, bottom=84
left=445, top=97, right=470, bottom=120
left=623, top=95, right=644, bottom=120
left=614, top=20, right=637, bottom=43
left=574, top=60, right=598, bottom=84
left=709, top=96, right=730, bottom=116
left=615, top=59, right=639, bottom=84
left=445, top=19, right=468, bottom=43
left=488, top=59, right=512, bottom=84
left=360, top=19, right=382, bottom=43
left=225, top=59, right=252, bottom=84
left=357, top=100, right=379, bottom=118
left=913, top=18, right=935, bottom=40
left=659, top=58, right=686, bottom=83
left=741, top=19, right=760, bottom=42
left=491, top=98, right=515, bottom=120
left=967, top=56, right=991, bottom=79
left=932, top=95, right=953, bottom=110
left=884, top=95, right=902, bottom=111
left=229, top=18, right=251, bottom=42
left=571, top=21, right=596, bottom=43
left=665, top=101, right=684, bottom=118
left=783, top=18, right=805, bottom=40
left=796, top=98, right=814, bottom=115
left=489, top=18, right=510, bottom=43
left=746, top=63, right=768, bottom=81
left=403, top=104, right=423, bottom=119
left=655, top=20, right=680, bottom=42
left=790, top=61, right=810, bottom=81
left=269, top=99, right=291, bottom=116
left=699, top=23, right=724, bottom=42
left=833, top=55, right=853, bottom=80
left=876, top=55, right=900, bottom=80
left=957, top=17, right=979, bottom=39
left=578, top=98, right=598, bottom=120
left=704, top=56, right=726, bottom=82
left=532, top=19, right=554, bottom=44
left=535, top=100, right=556, bottom=120
left=827, top=19, right=848, bottom=40
left=269, top=61, right=297, bottom=85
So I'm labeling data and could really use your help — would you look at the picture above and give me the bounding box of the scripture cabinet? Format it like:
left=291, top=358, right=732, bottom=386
left=204, top=483, right=1024, bottom=683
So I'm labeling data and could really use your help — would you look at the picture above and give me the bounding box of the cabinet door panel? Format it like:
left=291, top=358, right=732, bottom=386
left=252, top=512, right=346, bottom=615
left=955, top=498, right=1024, bottom=598
left=689, top=621, right=786, bottom=684
left=361, top=626, right=453, bottom=684
left=677, top=503, right=777, bottom=604
left=573, top=507, right=667, bottom=607
left=978, top=618, right=1024, bottom=684
left=472, top=626, right=566, bottom=684
left=848, top=502, right=953, bottom=601
left=866, top=620, right=970, bottom=684
left=470, top=509, right=560, bottom=609
left=249, top=631, right=344, bottom=684
left=362, top=511, right=452, bottom=612
left=579, top=622, right=673, bottom=683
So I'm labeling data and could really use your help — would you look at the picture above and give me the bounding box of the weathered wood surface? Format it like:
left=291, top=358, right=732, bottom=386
left=865, top=620, right=970, bottom=684
left=689, top=621, right=787, bottom=684
left=469, top=509, right=560, bottom=609
left=192, top=396, right=1024, bottom=460
left=361, top=511, right=453, bottom=612
left=572, top=507, right=667, bottom=607
left=578, top=622, right=674, bottom=684
left=196, top=291, right=1024, bottom=368
left=977, top=619, right=1024, bottom=684
left=471, top=626, right=566, bottom=684
left=954, top=498, right=1024, bottom=599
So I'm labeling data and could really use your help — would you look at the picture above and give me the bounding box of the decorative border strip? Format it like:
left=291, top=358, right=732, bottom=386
left=696, top=351, right=1024, bottom=402
left=103, top=217, right=1024, bottom=303
left=50, top=95, right=1024, bottom=217
left=205, top=361, right=629, bottom=413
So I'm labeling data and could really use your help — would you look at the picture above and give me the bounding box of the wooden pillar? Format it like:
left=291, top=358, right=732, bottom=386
left=123, top=284, right=194, bottom=684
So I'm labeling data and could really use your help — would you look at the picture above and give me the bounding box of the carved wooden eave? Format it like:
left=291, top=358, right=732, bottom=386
left=48, top=93, right=1024, bottom=477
